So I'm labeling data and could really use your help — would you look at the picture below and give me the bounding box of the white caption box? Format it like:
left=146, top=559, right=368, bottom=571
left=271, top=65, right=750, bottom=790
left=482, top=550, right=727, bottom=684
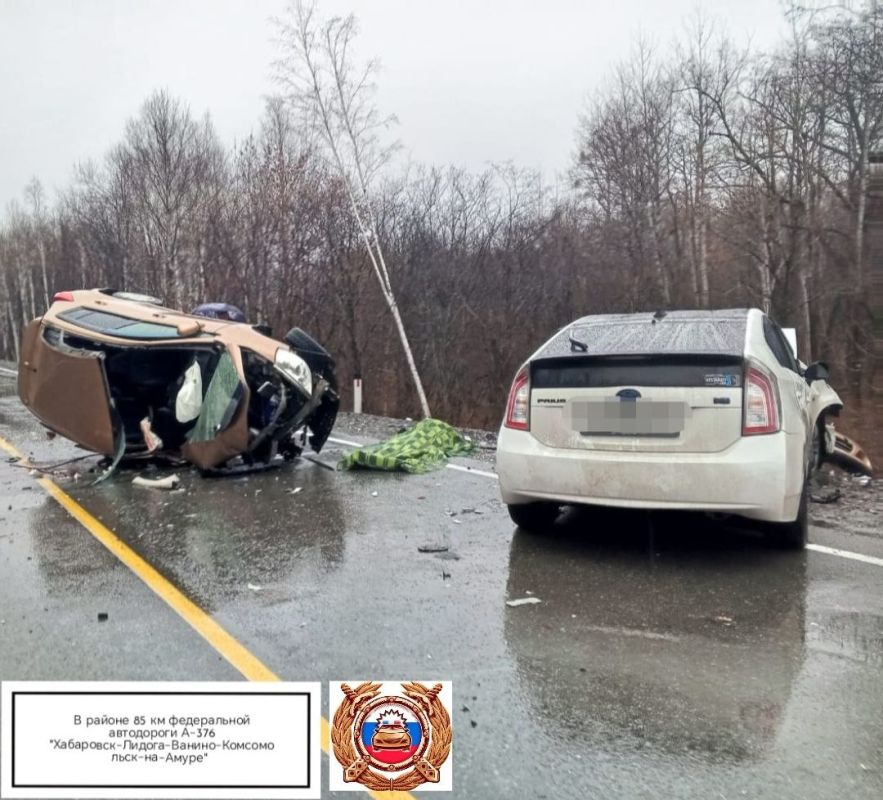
left=0, top=681, right=320, bottom=799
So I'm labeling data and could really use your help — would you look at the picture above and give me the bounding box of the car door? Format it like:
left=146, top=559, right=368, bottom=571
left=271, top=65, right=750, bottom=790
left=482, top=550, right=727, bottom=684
left=17, top=319, right=117, bottom=455
left=180, top=344, right=250, bottom=469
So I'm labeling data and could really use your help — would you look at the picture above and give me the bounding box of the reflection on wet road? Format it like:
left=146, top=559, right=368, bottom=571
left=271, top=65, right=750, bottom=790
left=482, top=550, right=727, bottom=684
left=1, top=390, right=881, bottom=798
left=507, top=513, right=808, bottom=764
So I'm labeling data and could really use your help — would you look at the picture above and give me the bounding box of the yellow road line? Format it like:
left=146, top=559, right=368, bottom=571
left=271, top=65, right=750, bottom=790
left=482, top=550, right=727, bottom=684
left=0, top=434, right=413, bottom=799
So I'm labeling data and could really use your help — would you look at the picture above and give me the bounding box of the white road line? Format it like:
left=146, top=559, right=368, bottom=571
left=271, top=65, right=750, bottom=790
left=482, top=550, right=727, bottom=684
left=807, top=543, right=883, bottom=568
left=327, top=435, right=362, bottom=448
left=327, top=435, right=500, bottom=480
left=445, top=463, right=499, bottom=480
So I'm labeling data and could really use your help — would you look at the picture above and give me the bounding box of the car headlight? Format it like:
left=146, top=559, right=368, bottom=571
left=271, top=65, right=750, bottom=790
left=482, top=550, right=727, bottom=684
left=274, top=348, right=313, bottom=397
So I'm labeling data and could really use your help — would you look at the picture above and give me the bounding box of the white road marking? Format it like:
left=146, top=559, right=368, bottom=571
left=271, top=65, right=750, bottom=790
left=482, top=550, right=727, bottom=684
left=807, top=543, right=883, bottom=568
left=327, top=435, right=362, bottom=448
left=445, top=463, right=499, bottom=480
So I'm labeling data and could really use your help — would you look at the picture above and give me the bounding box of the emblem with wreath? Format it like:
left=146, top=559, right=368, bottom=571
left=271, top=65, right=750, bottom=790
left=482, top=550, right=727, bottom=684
left=332, top=681, right=452, bottom=791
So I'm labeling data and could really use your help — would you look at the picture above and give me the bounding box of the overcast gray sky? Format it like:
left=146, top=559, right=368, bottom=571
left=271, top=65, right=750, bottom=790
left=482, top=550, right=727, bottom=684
left=0, top=0, right=790, bottom=212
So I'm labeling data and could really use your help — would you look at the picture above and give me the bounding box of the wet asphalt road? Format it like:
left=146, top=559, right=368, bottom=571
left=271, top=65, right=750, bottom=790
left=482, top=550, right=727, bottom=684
left=0, top=382, right=882, bottom=799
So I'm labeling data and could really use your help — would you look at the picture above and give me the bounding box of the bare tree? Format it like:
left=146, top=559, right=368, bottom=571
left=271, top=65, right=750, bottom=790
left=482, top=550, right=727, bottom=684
left=122, top=90, right=225, bottom=308
left=573, top=40, right=677, bottom=307
left=275, top=0, right=431, bottom=418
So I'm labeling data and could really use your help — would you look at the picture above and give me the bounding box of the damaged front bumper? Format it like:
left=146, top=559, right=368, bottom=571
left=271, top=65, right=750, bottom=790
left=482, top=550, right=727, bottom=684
left=824, top=423, right=874, bottom=476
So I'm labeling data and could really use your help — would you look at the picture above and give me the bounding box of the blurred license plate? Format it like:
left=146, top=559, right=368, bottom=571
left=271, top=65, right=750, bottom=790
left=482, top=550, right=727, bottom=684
left=568, top=399, right=688, bottom=436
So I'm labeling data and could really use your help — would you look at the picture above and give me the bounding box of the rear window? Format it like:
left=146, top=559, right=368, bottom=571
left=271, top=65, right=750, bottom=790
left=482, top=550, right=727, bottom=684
left=58, top=308, right=188, bottom=340
left=532, top=356, right=744, bottom=389
left=536, top=311, right=749, bottom=360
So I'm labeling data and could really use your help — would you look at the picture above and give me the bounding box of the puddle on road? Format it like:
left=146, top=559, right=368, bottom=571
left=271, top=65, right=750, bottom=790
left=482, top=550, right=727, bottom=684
left=25, top=460, right=349, bottom=612
left=501, top=504, right=883, bottom=773
left=807, top=610, right=883, bottom=667
left=504, top=517, right=808, bottom=764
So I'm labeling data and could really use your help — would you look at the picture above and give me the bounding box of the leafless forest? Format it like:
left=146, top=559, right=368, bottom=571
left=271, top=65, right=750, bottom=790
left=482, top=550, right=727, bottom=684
left=1, top=3, right=881, bottom=441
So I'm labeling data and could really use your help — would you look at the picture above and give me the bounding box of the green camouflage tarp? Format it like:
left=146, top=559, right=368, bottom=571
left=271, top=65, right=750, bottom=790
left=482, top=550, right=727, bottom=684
left=338, top=418, right=475, bottom=473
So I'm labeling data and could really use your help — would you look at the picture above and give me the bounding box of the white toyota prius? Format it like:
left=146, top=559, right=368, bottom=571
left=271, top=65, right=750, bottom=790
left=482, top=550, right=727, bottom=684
left=496, top=309, right=843, bottom=548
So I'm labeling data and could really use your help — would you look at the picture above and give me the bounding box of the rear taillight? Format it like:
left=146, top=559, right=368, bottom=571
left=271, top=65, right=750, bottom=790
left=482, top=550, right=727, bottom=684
left=743, top=365, right=779, bottom=435
left=505, top=369, right=530, bottom=430
left=53, top=291, right=74, bottom=302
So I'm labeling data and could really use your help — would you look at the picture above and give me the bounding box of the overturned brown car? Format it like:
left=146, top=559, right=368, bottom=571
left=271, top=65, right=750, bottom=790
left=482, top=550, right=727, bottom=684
left=18, top=289, right=339, bottom=473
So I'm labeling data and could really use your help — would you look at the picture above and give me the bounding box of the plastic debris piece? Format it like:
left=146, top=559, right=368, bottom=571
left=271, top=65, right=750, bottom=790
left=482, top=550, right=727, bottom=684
left=132, top=474, right=181, bottom=490
left=93, top=426, right=127, bottom=486
left=247, top=583, right=262, bottom=592
left=418, top=543, right=449, bottom=553
left=140, top=417, right=163, bottom=453
left=506, top=597, right=542, bottom=607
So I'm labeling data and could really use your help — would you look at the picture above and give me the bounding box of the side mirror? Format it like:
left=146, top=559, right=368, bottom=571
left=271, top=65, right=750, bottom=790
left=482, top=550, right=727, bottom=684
left=804, top=361, right=830, bottom=384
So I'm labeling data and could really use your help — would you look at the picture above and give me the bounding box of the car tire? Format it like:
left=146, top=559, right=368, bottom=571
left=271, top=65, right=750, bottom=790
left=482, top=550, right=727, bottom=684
left=769, top=481, right=808, bottom=550
left=507, top=502, right=561, bottom=532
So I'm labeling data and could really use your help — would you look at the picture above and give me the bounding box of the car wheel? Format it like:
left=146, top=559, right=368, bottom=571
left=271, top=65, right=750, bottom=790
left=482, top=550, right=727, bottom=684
left=507, top=502, right=561, bottom=532
left=769, top=481, right=808, bottom=550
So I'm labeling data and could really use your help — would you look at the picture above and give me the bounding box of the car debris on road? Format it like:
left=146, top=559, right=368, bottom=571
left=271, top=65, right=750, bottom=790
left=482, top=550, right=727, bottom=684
left=132, top=474, right=181, bottom=490
left=506, top=597, right=542, bottom=607
left=825, top=428, right=874, bottom=476
left=418, top=543, right=449, bottom=553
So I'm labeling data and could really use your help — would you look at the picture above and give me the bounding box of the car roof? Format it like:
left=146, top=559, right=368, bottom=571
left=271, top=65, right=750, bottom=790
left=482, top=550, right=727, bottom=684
left=43, top=289, right=282, bottom=358
left=534, top=309, right=752, bottom=360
